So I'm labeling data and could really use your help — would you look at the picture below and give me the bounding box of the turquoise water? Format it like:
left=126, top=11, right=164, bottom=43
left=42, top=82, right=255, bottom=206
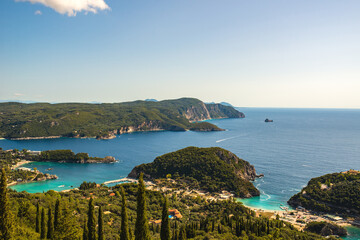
left=2, top=108, right=359, bottom=202
left=2, top=108, right=360, bottom=238
left=343, top=226, right=360, bottom=240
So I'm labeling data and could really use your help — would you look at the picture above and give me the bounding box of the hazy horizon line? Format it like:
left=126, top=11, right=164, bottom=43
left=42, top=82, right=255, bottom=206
left=1, top=99, right=359, bottom=110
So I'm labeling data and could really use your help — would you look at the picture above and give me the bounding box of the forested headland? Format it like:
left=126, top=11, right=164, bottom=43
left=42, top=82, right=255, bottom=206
left=129, top=147, right=260, bottom=198
left=288, top=170, right=360, bottom=216
left=0, top=98, right=244, bottom=139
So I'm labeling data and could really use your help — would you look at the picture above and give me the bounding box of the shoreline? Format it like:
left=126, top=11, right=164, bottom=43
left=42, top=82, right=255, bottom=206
left=241, top=202, right=353, bottom=230
left=9, top=136, right=61, bottom=140
left=11, top=160, right=33, bottom=170
left=2, top=117, right=238, bottom=141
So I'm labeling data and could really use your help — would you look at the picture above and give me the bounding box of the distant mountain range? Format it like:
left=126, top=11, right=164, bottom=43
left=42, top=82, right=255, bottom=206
left=205, top=101, right=234, bottom=107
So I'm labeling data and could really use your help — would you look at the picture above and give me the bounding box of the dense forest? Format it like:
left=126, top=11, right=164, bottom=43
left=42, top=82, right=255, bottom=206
left=288, top=171, right=360, bottom=215
left=128, top=147, right=260, bottom=198
left=0, top=98, right=244, bottom=139
left=36, top=150, right=115, bottom=163
left=0, top=170, right=328, bottom=240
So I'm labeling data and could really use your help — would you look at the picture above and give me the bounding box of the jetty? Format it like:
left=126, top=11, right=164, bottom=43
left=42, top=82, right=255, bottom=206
left=103, top=177, right=138, bottom=185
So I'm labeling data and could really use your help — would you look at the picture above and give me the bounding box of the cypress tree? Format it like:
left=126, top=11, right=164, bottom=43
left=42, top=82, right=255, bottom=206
left=57, top=203, right=82, bottom=239
left=87, top=197, right=97, bottom=240
left=54, top=199, right=60, bottom=231
left=47, top=207, right=54, bottom=239
left=129, top=229, right=133, bottom=240
left=178, top=225, right=186, bottom=240
left=120, top=186, right=130, bottom=240
left=36, top=202, right=40, bottom=233
left=171, top=229, right=176, bottom=240
left=0, top=168, right=12, bottom=240
left=83, top=220, right=88, bottom=240
left=98, top=206, right=104, bottom=240
left=156, top=224, right=160, bottom=233
left=135, top=173, right=151, bottom=240
left=160, top=196, right=170, bottom=240
left=40, top=208, right=46, bottom=239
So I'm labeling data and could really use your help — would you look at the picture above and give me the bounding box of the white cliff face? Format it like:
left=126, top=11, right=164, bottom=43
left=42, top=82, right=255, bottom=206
left=183, top=103, right=211, bottom=121
left=183, top=103, right=245, bottom=121
left=118, top=121, right=166, bottom=134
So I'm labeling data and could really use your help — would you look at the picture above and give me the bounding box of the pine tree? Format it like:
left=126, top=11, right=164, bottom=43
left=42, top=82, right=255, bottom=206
left=135, top=172, right=151, bottom=240
left=36, top=202, right=40, bottom=233
left=40, top=208, right=46, bottom=239
left=0, top=168, right=12, bottom=240
left=47, top=207, right=54, bottom=239
left=54, top=199, right=61, bottom=231
left=98, top=206, right=104, bottom=240
left=87, top=197, right=97, bottom=240
left=160, top=196, right=170, bottom=240
left=83, top=220, right=88, bottom=240
left=120, top=186, right=130, bottom=240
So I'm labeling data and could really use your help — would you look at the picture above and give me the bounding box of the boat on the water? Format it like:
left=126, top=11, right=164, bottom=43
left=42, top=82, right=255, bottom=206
left=265, top=118, right=273, bottom=122
left=280, top=204, right=289, bottom=211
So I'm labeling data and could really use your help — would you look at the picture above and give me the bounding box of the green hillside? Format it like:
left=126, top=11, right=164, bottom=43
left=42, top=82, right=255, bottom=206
left=288, top=170, right=360, bottom=215
left=0, top=98, right=244, bottom=139
left=0, top=175, right=325, bottom=240
left=129, top=147, right=260, bottom=198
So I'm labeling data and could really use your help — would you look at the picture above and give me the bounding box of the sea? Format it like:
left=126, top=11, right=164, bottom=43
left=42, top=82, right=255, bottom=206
left=1, top=108, right=360, bottom=239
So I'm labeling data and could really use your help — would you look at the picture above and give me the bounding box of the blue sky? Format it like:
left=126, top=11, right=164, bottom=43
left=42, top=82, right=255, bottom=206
left=1, top=0, right=360, bottom=108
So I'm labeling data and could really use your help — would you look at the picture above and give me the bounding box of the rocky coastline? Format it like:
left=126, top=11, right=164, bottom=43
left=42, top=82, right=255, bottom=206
left=1, top=98, right=245, bottom=140
left=55, top=156, right=116, bottom=164
left=9, top=136, right=62, bottom=140
left=8, top=170, right=58, bottom=187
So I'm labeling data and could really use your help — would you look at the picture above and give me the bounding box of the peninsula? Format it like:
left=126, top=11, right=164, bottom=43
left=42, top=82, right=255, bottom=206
left=0, top=148, right=115, bottom=186
left=32, top=149, right=116, bottom=163
left=0, top=98, right=244, bottom=139
left=288, top=170, right=360, bottom=220
left=128, top=146, right=260, bottom=198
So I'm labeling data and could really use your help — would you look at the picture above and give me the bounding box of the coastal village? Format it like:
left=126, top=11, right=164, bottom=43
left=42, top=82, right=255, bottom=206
left=2, top=147, right=359, bottom=238
left=100, top=176, right=360, bottom=233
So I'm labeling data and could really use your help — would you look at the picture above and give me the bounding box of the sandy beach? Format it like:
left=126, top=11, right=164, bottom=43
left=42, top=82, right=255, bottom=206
left=242, top=203, right=352, bottom=230
left=11, top=160, right=33, bottom=170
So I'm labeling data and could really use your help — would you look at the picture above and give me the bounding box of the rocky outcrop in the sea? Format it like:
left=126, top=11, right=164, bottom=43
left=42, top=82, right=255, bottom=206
left=35, top=173, right=58, bottom=182
left=85, top=156, right=116, bottom=163
left=128, top=147, right=260, bottom=198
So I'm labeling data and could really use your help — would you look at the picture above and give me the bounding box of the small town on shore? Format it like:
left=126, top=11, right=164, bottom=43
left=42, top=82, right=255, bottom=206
left=3, top=147, right=359, bottom=238
left=62, top=175, right=360, bottom=233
